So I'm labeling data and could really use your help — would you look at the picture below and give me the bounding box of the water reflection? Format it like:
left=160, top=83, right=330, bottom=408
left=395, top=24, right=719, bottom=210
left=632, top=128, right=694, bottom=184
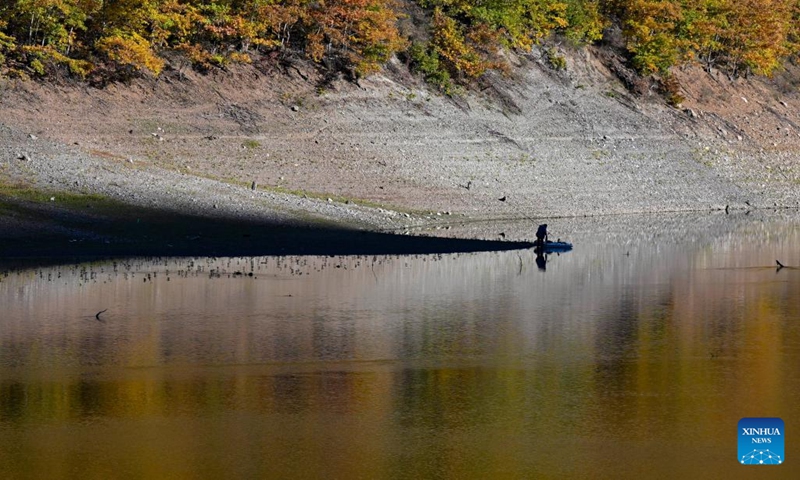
left=1, top=212, right=799, bottom=478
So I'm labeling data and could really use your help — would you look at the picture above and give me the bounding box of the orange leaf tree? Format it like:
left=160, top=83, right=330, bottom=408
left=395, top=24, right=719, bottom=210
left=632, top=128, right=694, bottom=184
left=303, top=0, right=407, bottom=76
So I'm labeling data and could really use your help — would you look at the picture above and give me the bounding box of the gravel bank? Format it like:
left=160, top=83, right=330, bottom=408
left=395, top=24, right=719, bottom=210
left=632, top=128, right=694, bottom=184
left=1, top=47, right=798, bottom=255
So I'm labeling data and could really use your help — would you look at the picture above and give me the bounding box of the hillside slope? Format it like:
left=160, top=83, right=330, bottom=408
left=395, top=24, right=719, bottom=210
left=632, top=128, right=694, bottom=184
left=1, top=46, right=798, bottom=246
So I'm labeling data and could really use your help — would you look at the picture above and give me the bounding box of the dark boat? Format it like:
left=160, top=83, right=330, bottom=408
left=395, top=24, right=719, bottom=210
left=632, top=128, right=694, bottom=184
left=534, top=240, right=573, bottom=252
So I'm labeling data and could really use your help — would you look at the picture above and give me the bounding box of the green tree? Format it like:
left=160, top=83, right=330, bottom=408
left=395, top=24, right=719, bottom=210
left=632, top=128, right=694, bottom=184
left=563, top=0, right=606, bottom=44
left=0, top=23, right=15, bottom=68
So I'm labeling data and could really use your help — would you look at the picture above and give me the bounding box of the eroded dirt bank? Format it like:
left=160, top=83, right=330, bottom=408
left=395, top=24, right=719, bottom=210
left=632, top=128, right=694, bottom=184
left=1, top=47, right=799, bottom=256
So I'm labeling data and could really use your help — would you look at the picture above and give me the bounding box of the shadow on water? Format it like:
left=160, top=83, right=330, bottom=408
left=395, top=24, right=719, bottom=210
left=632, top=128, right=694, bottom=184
left=0, top=197, right=534, bottom=268
left=1, top=211, right=799, bottom=478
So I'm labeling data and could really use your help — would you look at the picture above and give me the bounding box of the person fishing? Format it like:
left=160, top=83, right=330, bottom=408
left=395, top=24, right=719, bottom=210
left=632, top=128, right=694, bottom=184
left=535, top=224, right=548, bottom=247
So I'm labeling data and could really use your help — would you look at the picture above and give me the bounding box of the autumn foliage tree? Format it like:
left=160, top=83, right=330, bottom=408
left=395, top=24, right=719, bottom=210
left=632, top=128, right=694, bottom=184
left=718, top=0, right=793, bottom=76
left=302, top=0, right=408, bottom=76
left=0, top=0, right=799, bottom=93
left=607, top=0, right=800, bottom=77
left=0, top=0, right=406, bottom=78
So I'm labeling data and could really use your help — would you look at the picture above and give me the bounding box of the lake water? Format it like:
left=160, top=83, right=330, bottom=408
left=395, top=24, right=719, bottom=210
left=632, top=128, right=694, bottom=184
left=1, top=212, right=798, bottom=479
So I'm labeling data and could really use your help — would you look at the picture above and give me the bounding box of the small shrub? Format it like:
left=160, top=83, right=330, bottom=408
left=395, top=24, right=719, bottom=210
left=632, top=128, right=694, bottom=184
left=209, top=53, right=228, bottom=68
left=228, top=52, right=252, bottom=64
left=408, top=42, right=455, bottom=95
left=545, top=47, right=567, bottom=70
left=660, top=74, right=684, bottom=107
left=30, top=59, right=45, bottom=76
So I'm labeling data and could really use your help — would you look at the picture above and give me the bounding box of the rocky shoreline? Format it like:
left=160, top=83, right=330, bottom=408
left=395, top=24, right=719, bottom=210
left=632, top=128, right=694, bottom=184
left=1, top=49, right=799, bottom=259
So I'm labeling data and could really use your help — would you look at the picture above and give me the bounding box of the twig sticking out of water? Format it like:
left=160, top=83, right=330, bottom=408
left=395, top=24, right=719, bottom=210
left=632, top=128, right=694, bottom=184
left=95, top=309, right=108, bottom=322
left=776, top=260, right=785, bottom=271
